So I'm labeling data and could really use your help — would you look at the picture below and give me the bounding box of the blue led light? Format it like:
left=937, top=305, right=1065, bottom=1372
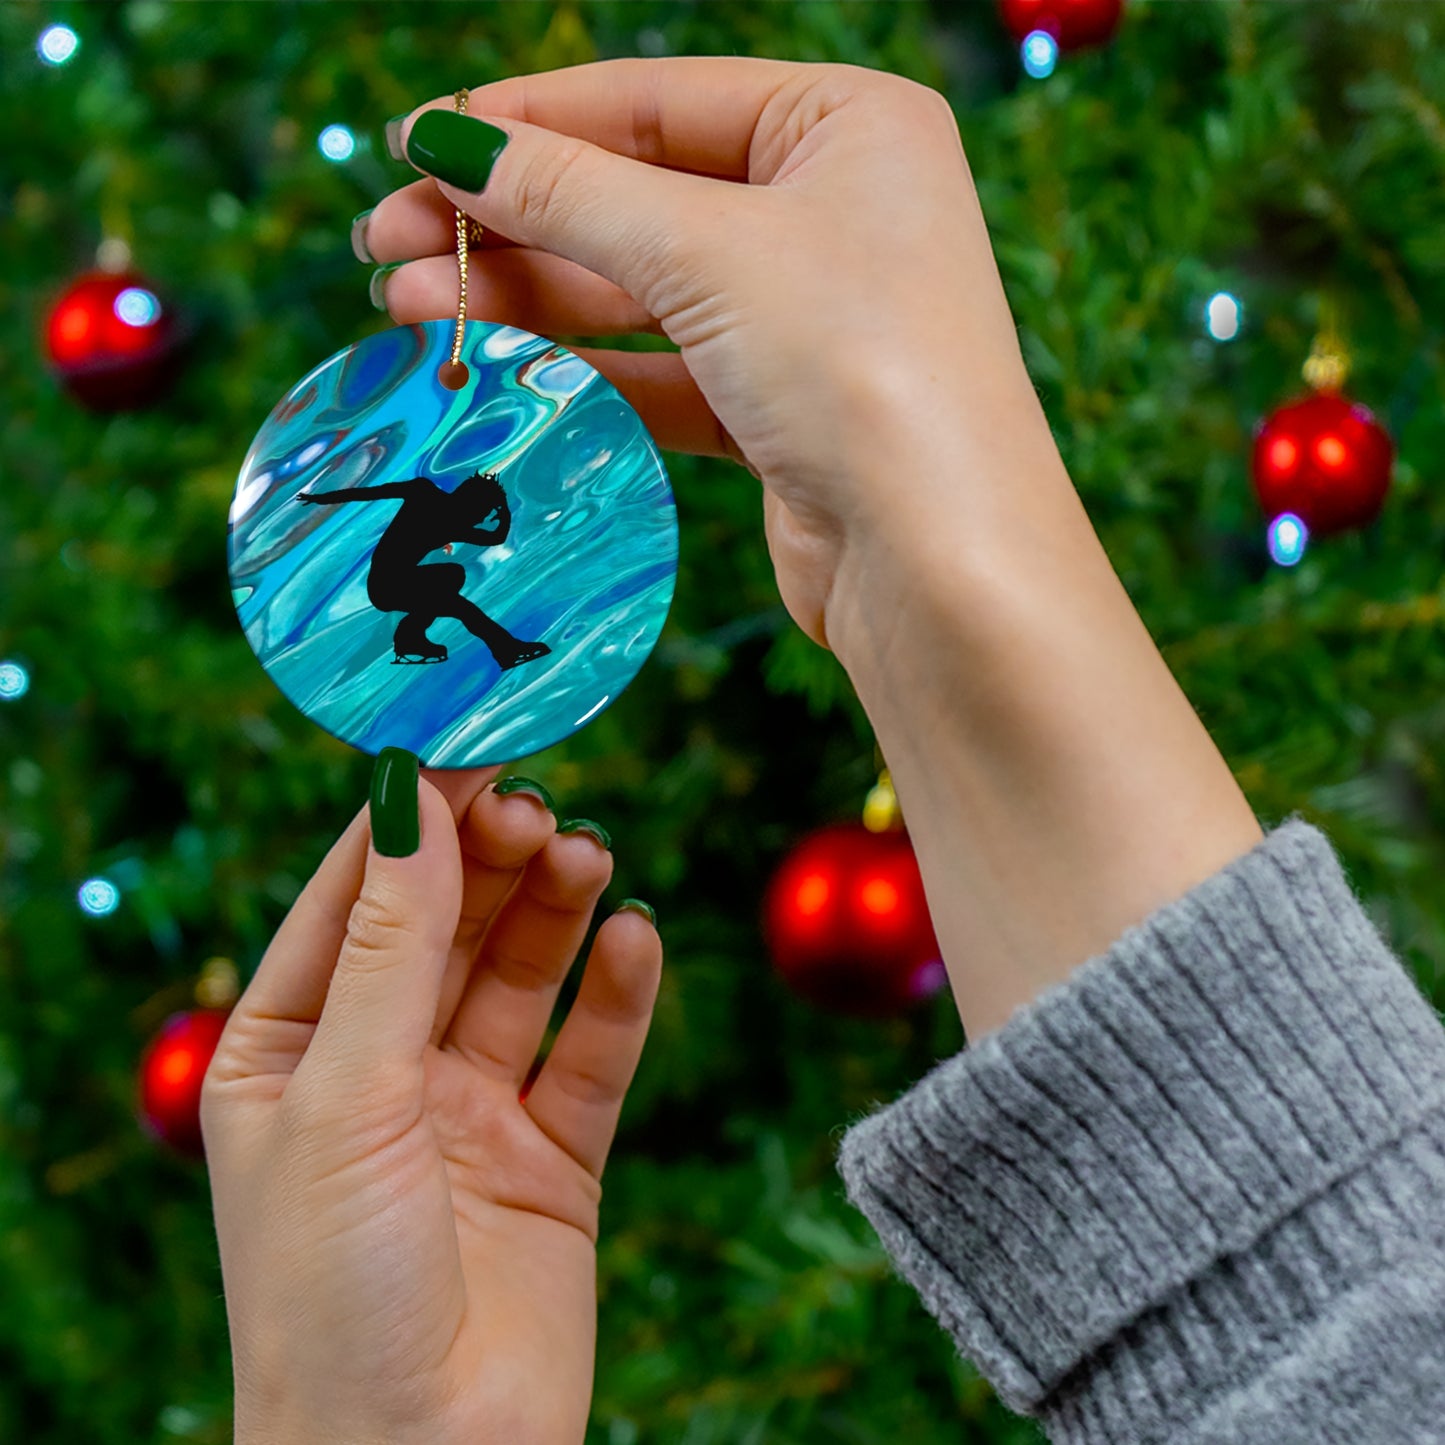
left=114, top=287, right=162, bottom=328
left=78, top=877, right=121, bottom=917
left=0, top=661, right=28, bottom=700
left=38, top=24, right=79, bottom=66
left=1021, top=30, right=1059, bottom=79
left=318, top=124, right=357, bottom=162
left=1205, top=291, right=1242, bottom=342
left=1267, top=512, right=1308, bottom=567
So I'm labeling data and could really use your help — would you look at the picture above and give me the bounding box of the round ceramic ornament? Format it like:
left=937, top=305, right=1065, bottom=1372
left=229, top=315, right=677, bottom=767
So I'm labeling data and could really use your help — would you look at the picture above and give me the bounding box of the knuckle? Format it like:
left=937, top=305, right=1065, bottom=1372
left=878, top=72, right=957, bottom=128
left=486, top=942, right=558, bottom=993
left=341, top=893, right=412, bottom=969
left=513, top=136, right=591, bottom=231
left=833, top=66, right=953, bottom=126
left=629, top=72, right=668, bottom=168
left=550, top=1059, right=619, bottom=1110
left=914, top=82, right=962, bottom=135
left=196, top=1021, right=246, bottom=1121
left=382, top=260, right=437, bottom=322
left=815, top=60, right=881, bottom=93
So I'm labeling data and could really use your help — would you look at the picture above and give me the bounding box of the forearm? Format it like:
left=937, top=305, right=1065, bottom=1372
left=827, top=390, right=1262, bottom=1040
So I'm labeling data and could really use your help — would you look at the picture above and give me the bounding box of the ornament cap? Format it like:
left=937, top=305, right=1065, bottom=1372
left=96, top=236, right=133, bottom=273
left=863, top=767, right=902, bottom=832
left=195, top=956, right=240, bottom=1009
left=1302, top=339, right=1350, bottom=393
left=1303, top=299, right=1350, bottom=392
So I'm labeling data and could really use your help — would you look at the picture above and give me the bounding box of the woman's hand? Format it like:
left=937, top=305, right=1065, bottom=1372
left=360, top=60, right=1263, bottom=1041
left=202, top=761, right=661, bottom=1445
left=360, top=57, right=1059, bottom=661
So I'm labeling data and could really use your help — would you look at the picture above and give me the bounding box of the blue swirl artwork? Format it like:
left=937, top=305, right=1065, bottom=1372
left=229, top=320, right=678, bottom=767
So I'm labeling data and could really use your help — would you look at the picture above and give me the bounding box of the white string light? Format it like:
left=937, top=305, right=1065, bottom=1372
left=0, top=660, right=29, bottom=700
left=78, top=878, right=122, bottom=917
left=38, top=24, right=79, bottom=66
left=318, top=124, right=357, bottom=162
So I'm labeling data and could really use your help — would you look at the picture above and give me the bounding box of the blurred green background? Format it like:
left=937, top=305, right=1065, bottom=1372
left=2, top=1, right=1443, bottom=1441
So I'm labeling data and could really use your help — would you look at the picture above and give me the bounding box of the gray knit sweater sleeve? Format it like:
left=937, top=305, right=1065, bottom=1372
left=835, top=816, right=1445, bottom=1443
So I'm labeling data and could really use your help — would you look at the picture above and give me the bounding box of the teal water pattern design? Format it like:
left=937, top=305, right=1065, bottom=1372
left=229, top=320, right=677, bottom=767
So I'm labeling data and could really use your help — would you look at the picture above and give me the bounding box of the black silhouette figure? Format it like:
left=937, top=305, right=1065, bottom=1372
left=299, top=471, right=551, bottom=669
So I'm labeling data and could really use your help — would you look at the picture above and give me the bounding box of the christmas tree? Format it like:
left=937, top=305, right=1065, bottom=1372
left=2, top=3, right=1442, bottom=1442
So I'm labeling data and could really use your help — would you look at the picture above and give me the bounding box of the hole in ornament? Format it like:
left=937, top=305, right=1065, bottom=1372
left=438, top=360, right=470, bottom=391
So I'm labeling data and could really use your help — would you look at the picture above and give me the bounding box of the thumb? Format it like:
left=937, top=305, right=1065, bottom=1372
left=301, top=750, right=463, bottom=1092
left=397, top=106, right=740, bottom=318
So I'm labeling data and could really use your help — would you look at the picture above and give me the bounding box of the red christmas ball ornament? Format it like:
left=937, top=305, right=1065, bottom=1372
left=1251, top=392, right=1393, bottom=538
left=44, top=269, right=182, bottom=410
left=137, top=1008, right=231, bottom=1157
left=998, top=0, right=1124, bottom=50
left=763, top=822, right=945, bottom=1018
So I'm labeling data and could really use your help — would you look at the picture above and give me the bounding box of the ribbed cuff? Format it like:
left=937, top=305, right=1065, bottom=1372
left=835, top=815, right=1445, bottom=1432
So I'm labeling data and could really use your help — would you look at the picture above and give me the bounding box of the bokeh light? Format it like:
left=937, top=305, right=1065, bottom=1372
left=114, top=287, right=162, bottom=328
left=318, top=124, right=356, bottom=162
left=78, top=878, right=121, bottom=917
left=859, top=876, right=900, bottom=918
left=1267, top=435, right=1298, bottom=476
left=1021, top=30, right=1059, bottom=79
left=909, top=958, right=948, bottom=1001
left=1205, top=291, right=1242, bottom=341
left=1267, top=512, right=1309, bottom=567
left=0, top=661, right=29, bottom=700
left=37, top=24, right=79, bottom=66
left=794, top=872, right=831, bottom=918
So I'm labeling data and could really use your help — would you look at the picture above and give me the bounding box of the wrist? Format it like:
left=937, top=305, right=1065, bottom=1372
left=826, top=375, right=1086, bottom=679
left=825, top=422, right=1262, bottom=1039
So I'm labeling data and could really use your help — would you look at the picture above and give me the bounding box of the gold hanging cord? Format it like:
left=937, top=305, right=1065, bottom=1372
left=447, top=89, right=488, bottom=377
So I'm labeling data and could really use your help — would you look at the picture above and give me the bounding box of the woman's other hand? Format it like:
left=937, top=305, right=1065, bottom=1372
left=202, top=760, right=661, bottom=1445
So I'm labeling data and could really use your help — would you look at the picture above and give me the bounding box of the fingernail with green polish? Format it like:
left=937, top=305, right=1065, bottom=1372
left=493, top=775, right=555, bottom=811
left=369, top=262, right=403, bottom=311
left=350, top=208, right=375, bottom=264
left=617, top=898, right=656, bottom=926
left=405, top=110, right=510, bottom=193
left=558, top=818, right=612, bottom=851
left=370, top=747, right=420, bottom=858
left=384, top=114, right=409, bottom=162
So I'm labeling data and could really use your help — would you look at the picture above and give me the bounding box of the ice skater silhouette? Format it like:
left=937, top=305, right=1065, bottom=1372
left=298, top=471, right=551, bottom=668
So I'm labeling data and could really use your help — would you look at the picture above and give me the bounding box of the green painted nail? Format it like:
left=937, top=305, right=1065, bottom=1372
left=405, top=110, right=510, bottom=192
left=558, top=818, right=612, bottom=851
left=493, top=775, right=555, bottom=811
left=617, top=898, right=656, bottom=926
left=369, top=262, right=402, bottom=311
left=384, top=114, right=408, bottom=162
left=370, top=747, right=420, bottom=857
left=350, top=208, right=375, bottom=264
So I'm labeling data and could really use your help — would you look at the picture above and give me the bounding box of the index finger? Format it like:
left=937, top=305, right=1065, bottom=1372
left=403, top=54, right=811, bottom=182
